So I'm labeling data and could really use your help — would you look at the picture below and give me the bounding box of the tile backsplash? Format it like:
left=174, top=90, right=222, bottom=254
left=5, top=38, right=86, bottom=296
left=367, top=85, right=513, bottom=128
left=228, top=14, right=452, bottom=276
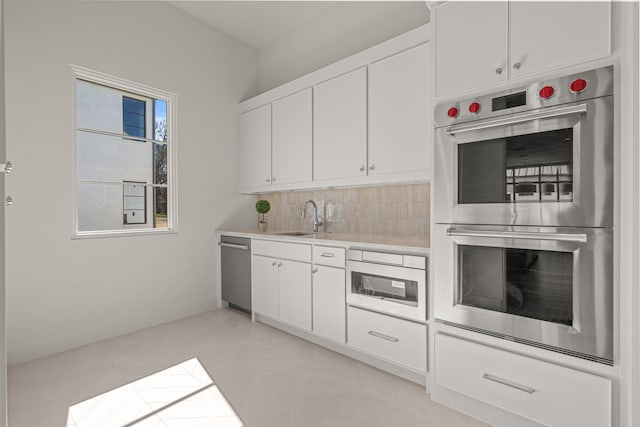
left=257, top=183, right=429, bottom=237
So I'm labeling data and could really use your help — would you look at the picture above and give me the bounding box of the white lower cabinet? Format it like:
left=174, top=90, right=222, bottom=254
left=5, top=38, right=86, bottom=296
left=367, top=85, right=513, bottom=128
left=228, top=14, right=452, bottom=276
left=251, top=255, right=279, bottom=319
left=312, top=265, right=346, bottom=343
left=252, top=241, right=312, bottom=331
left=251, top=240, right=427, bottom=381
left=435, top=334, right=612, bottom=427
left=347, top=306, right=426, bottom=373
left=278, top=259, right=312, bottom=331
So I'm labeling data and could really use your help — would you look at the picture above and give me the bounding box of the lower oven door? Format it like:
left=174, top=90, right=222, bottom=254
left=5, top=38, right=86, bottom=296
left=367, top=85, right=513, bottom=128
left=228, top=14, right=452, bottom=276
left=433, top=223, right=613, bottom=364
left=347, top=260, right=426, bottom=322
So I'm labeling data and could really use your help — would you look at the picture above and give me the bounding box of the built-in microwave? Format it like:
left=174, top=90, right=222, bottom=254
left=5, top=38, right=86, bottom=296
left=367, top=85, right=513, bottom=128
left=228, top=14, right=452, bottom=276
left=346, top=249, right=427, bottom=323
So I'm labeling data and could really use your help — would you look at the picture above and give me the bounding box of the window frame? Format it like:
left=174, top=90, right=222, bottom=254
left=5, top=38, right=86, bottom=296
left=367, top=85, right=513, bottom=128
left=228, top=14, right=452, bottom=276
left=71, top=65, right=178, bottom=238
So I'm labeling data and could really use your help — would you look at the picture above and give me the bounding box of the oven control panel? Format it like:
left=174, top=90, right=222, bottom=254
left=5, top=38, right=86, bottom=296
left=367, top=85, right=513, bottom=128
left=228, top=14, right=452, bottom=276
left=434, top=65, right=613, bottom=128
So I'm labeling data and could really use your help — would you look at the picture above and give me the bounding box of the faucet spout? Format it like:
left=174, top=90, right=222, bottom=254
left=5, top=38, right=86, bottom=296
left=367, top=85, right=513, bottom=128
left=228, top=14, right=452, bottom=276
left=303, top=199, right=323, bottom=233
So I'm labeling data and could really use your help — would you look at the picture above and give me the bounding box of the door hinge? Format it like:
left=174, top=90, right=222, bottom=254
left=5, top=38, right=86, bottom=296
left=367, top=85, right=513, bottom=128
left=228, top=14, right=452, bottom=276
left=0, top=161, right=13, bottom=174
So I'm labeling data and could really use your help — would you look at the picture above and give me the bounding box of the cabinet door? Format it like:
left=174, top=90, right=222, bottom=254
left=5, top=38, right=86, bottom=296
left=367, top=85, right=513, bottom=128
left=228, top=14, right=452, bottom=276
left=435, top=334, right=611, bottom=427
left=252, top=255, right=279, bottom=319
left=312, top=265, right=346, bottom=343
left=272, top=89, right=312, bottom=185
left=238, top=105, right=271, bottom=189
left=313, top=68, right=367, bottom=181
left=509, top=2, right=610, bottom=79
left=435, top=2, right=508, bottom=96
left=278, top=259, right=312, bottom=331
left=368, top=44, right=431, bottom=177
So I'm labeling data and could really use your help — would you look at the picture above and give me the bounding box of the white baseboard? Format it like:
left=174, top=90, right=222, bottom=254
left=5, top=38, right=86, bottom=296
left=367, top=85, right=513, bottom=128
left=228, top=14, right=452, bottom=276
left=255, top=313, right=427, bottom=386
left=8, top=296, right=218, bottom=366
left=430, top=383, right=544, bottom=427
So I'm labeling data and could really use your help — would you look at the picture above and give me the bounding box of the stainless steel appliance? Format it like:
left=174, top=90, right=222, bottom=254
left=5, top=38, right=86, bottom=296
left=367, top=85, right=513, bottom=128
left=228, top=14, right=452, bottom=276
left=347, top=249, right=427, bottom=323
left=433, top=223, right=613, bottom=364
left=434, top=66, right=613, bottom=228
left=433, top=66, right=614, bottom=364
left=220, top=236, right=252, bottom=314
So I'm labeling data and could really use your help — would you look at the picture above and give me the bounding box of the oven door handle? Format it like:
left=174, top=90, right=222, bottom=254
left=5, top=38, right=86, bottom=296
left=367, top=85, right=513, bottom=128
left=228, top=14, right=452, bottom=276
left=446, top=228, right=588, bottom=243
left=446, top=103, right=588, bottom=136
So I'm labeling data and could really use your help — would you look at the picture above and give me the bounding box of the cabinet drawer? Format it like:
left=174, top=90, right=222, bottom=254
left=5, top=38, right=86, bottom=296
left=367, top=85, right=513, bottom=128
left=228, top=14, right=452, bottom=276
left=435, top=334, right=611, bottom=427
left=347, top=306, right=426, bottom=372
left=313, top=245, right=345, bottom=267
left=253, top=239, right=311, bottom=262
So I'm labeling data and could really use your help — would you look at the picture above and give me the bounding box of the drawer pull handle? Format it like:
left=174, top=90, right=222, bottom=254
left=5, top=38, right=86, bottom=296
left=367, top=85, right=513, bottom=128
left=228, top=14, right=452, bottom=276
left=368, top=330, right=399, bottom=343
left=482, top=373, right=536, bottom=394
left=320, top=253, right=335, bottom=258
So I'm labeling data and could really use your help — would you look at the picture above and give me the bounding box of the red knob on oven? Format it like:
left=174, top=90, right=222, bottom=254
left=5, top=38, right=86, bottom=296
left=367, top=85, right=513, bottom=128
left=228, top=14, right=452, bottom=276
left=447, top=107, right=459, bottom=118
left=469, top=102, right=481, bottom=113
left=539, top=86, right=555, bottom=99
left=570, top=78, right=587, bottom=93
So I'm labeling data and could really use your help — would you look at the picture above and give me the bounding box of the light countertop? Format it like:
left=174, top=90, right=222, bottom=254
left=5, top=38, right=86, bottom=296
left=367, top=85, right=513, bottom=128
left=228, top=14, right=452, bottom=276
left=216, top=228, right=429, bottom=255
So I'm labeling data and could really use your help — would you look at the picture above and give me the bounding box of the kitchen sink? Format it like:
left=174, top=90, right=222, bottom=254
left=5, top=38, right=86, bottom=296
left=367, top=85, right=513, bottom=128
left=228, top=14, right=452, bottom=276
left=274, top=231, right=315, bottom=236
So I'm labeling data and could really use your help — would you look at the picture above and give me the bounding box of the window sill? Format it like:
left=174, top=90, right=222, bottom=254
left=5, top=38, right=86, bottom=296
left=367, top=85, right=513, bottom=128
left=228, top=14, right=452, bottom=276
left=72, top=228, right=177, bottom=240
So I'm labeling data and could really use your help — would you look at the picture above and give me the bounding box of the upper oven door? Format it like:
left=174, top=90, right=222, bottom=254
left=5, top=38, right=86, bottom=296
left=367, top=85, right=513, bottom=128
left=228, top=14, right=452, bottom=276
left=432, top=223, right=613, bottom=363
left=434, top=96, right=613, bottom=227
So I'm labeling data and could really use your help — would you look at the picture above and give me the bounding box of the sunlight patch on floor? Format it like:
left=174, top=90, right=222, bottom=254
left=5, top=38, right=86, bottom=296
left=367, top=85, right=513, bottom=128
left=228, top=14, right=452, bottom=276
left=66, top=357, right=243, bottom=426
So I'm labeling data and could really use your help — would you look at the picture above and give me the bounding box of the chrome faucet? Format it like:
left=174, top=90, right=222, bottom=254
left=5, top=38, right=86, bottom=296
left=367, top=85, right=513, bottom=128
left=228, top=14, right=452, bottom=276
left=302, top=199, right=323, bottom=233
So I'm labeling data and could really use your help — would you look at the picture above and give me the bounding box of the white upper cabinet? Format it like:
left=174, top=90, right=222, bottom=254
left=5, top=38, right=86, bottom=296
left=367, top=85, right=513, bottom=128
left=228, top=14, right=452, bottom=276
left=237, top=24, right=432, bottom=192
left=435, top=1, right=507, bottom=97
left=509, top=2, right=610, bottom=79
left=313, top=68, right=367, bottom=181
left=368, top=43, right=431, bottom=177
left=272, top=89, right=312, bottom=186
left=435, top=1, right=611, bottom=97
left=238, top=105, right=271, bottom=189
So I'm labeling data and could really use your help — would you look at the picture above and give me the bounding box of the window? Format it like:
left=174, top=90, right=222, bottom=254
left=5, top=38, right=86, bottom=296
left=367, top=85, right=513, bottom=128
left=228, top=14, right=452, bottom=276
left=73, top=66, right=176, bottom=236
left=123, top=97, right=146, bottom=139
left=123, top=181, right=147, bottom=225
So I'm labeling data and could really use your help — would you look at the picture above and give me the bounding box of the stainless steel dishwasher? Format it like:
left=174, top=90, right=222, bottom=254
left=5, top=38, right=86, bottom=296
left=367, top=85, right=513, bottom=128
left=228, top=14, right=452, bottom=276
left=219, top=235, right=251, bottom=314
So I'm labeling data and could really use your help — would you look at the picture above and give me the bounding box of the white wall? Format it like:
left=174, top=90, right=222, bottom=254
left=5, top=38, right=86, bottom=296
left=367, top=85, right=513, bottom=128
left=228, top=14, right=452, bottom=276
left=255, top=1, right=430, bottom=95
left=4, top=0, right=258, bottom=365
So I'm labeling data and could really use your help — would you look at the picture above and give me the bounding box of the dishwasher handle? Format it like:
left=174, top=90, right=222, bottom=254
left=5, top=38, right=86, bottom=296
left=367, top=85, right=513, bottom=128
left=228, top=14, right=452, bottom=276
left=219, top=242, right=250, bottom=251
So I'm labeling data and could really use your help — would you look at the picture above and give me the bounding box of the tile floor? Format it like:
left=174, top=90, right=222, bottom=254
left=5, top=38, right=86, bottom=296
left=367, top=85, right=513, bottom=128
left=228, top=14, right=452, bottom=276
left=8, top=308, right=487, bottom=427
left=66, top=357, right=242, bottom=426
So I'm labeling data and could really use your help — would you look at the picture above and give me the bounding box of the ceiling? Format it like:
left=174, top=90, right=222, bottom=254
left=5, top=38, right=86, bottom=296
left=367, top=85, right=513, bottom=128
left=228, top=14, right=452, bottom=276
left=170, top=1, right=430, bottom=49
left=169, top=1, right=341, bottom=49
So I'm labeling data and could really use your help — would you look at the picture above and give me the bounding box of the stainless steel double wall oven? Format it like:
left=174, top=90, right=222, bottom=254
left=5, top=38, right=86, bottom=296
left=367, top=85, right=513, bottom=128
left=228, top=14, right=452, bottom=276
left=433, top=66, right=614, bottom=364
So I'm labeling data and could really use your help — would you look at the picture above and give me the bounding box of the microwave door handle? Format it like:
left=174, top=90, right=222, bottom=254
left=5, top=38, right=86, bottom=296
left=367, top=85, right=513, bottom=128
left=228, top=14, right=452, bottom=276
left=446, top=228, right=588, bottom=243
left=446, top=103, right=588, bottom=136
